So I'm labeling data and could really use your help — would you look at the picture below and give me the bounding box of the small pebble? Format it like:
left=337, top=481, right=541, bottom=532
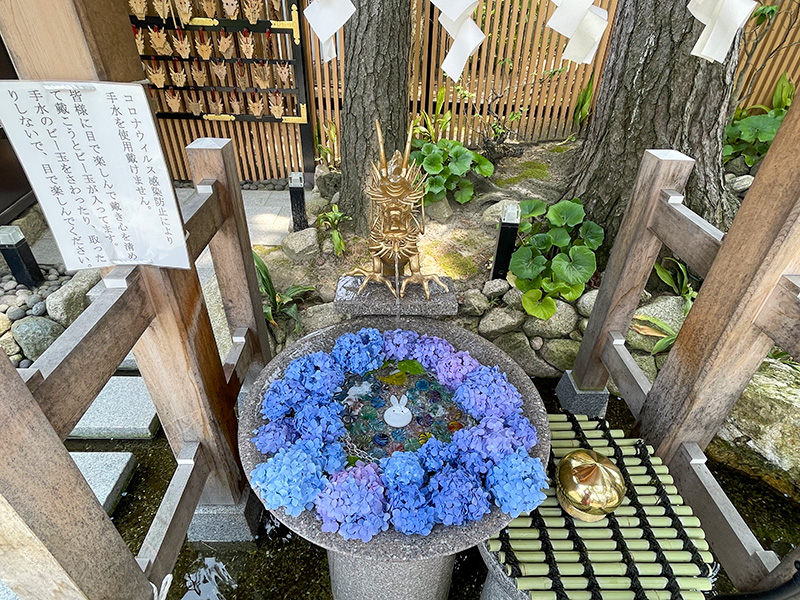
left=18, top=359, right=32, bottom=368
left=31, top=302, right=46, bottom=316
left=15, top=283, right=27, bottom=291
left=48, top=268, right=58, bottom=276
left=40, top=290, right=52, bottom=298
left=0, top=304, right=7, bottom=313
left=2, top=280, right=17, bottom=291
left=46, top=274, right=58, bottom=281
left=25, top=294, right=42, bottom=308
left=6, top=307, right=26, bottom=321
left=25, top=310, right=32, bottom=316
left=16, top=289, right=32, bottom=297
left=14, top=297, right=26, bottom=307
left=1, top=274, right=13, bottom=282
left=9, top=357, right=20, bottom=368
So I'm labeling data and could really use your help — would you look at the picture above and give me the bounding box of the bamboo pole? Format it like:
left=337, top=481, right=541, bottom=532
left=488, top=537, right=712, bottom=554
left=515, top=575, right=713, bottom=592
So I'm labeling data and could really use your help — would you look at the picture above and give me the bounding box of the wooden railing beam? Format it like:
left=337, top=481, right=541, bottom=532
left=649, top=190, right=724, bottom=278
left=180, top=180, right=224, bottom=261
left=600, top=331, right=651, bottom=418
left=223, top=327, right=256, bottom=386
left=754, top=274, right=800, bottom=359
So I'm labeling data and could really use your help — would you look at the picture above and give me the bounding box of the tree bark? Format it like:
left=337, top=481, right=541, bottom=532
left=567, top=0, right=741, bottom=260
left=339, top=0, right=411, bottom=234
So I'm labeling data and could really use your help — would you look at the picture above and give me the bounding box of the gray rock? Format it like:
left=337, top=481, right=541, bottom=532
left=480, top=198, right=519, bottom=230
left=13, top=296, right=27, bottom=307
left=298, top=302, right=345, bottom=333
left=578, top=318, right=589, bottom=334
left=15, top=289, right=31, bottom=297
left=607, top=352, right=657, bottom=398
left=45, top=268, right=101, bottom=328
left=8, top=354, right=21, bottom=368
left=569, top=330, right=582, bottom=341
left=482, top=279, right=510, bottom=299
left=24, top=294, right=42, bottom=308
left=478, top=307, right=525, bottom=339
left=655, top=353, right=668, bottom=370
left=530, top=336, right=543, bottom=351
left=70, top=376, right=159, bottom=439
left=6, top=306, right=26, bottom=321
left=305, top=188, right=329, bottom=220
left=539, top=338, right=582, bottom=371
left=30, top=301, right=47, bottom=317
left=0, top=313, right=10, bottom=336
left=724, top=173, right=736, bottom=184
left=11, top=316, right=65, bottom=361
left=0, top=331, right=20, bottom=356
left=493, top=332, right=561, bottom=378
left=0, top=295, right=17, bottom=306
left=68, top=452, right=136, bottom=514
left=461, top=289, right=490, bottom=316
left=750, top=160, right=763, bottom=177
left=316, top=170, right=341, bottom=200
left=502, top=287, right=523, bottom=311
left=726, top=155, right=750, bottom=177
left=576, top=289, right=598, bottom=317
left=321, top=236, right=335, bottom=255
left=626, top=295, right=687, bottom=353
left=282, top=228, right=320, bottom=262
left=18, top=359, right=32, bottom=368
left=46, top=274, right=58, bottom=281
left=522, top=300, right=578, bottom=338
left=731, top=174, right=755, bottom=195
left=334, top=276, right=457, bottom=317
left=426, top=198, right=454, bottom=223
left=314, top=163, right=330, bottom=180
left=2, top=280, right=16, bottom=291
left=0, top=304, right=7, bottom=313
left=448, top=316, right=480, bottom=334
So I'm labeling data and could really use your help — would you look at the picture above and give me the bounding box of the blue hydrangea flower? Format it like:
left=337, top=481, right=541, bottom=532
left=261, top=378, right=307, bottom=421
left=453, top=366, right=523, bottom=420
left=320, top=441, right=347, bottom=474
left=314, top=462, right=390, bottom=542
left=428, top=465, right=491, bottom=526
left=387, top=485, right=435, bottom=536
left=251, top=419, right=298, bottom=455
left=332, top=328, right=385, bottom=375
left=250, top=439, right=329, bottom=517
left=504, top=413, right=539, bottom=451
left=487, top=448, right=549, bottom=517
left=417, top=437, right=457, bottom=472
left=383, top=329, right=420, bottom=361
left=293, top=401, right=345, bottom=443
left=284, top=352, right=344, bottom=397
left=435, top=351, right=480, bottom=390
left=380, top=452, right=425, bottom=488
left=413, top=335, right=455, bottom=372
left=452, top=417, right=519, bottom=476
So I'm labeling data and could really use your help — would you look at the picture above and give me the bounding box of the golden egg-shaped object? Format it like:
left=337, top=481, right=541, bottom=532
left=556, top=449, right=626, bottom=522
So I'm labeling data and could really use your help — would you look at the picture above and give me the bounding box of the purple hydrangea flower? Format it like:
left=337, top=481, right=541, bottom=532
left=332, top=328, right=385, bottom=375
left=435, top=351, right=480, bottom=390
left=452, top=416, right=519, bottom=476
left=293, top=401, right=345, bottom=443
left=413, top=335, right=455, bottom=372
left=487, top=448, right=548, bottom=517
left=383, top=329, right=420, bottom=361
left=261, top=378, right=307, bottom=421
left=250, top=439, right=328, bottom=517
left=417, top=437, right=457, bottom=472
left=251, top=419, right=298, bottom=455
left=453, top=366, right=522, bottom=420
left=387, top=485, right=435, bottom=536
left=380, top=452, right=425, bottom=488
left=284, top=352, right=344, bottom=397
left=314, top=462, right=390, bottom=542
left=504, top=413, right=539, bottom=451
left=428, top=465, right=491, bottom=526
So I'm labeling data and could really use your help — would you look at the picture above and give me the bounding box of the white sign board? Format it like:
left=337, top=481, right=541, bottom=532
left=0, top=81, right=189, bottom=271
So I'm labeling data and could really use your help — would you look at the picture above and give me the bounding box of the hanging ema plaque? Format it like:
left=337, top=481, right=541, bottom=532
left=0, top=81, right=190, bottom=270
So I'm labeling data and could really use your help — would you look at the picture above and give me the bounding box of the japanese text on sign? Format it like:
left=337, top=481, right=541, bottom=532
left=0, top=81, right=189, bottom=270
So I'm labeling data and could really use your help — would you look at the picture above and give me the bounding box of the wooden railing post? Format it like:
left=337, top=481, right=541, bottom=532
left=566, top=151, right=695, bottom=403
left=640, top=102, right=800, bottom=461
left=0, top=357, right=153, bottom=600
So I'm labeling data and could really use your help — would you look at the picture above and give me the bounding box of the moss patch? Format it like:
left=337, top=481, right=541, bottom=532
left=438, top=251, right=479, bottom=279
left=549, top=145, right=571, bottom=153
left=495, top=160, right=551, bottom=186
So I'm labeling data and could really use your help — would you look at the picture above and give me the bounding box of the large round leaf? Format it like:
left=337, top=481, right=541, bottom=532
left=547, top=200, right=585, bottom=227
left=422, top=142, right=438, bottom=155
left=448, top=145, right=474, bottom=176
left=579, top=220, right=604, bottom=251
left=522, top=289, right=558, bottom=320
left=422, top=151, right=445, bottom=175
left=472, top=153, right=494, bottom=177
left=509, top=247, right=548, bottom=280
left=528, top=233, right=553, bottom=253
left=520, top=198, right=547, bottom=219
left=454, top=179, right=474, bottom=204
left=559, top=281, right=585, bottom=301
left=426, top=175, right=446, bottom=196
left=547, top=227, right=571, bottom=248
left=551, top=245, right=596, bottom=285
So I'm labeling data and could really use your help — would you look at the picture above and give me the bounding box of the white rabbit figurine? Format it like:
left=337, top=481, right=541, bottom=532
left=383, top=394, right=412, bottom=428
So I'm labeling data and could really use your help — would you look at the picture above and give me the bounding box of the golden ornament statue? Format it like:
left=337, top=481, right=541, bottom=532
left=556, top=449, right=626, bottom=522
left=346, top=120, right=448, bottom=300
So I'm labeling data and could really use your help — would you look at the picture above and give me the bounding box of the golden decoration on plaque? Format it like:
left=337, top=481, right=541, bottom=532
left=269, top=93, right=284, bottom=118
left=148, top=27, right=172, bottom=56
left=253, top=62, right=271, bottom=89
left=556, top=449, right=626, bottom=523
left=169, top=62, right=187, bottom=87
left=222, top=0, right=240, bottom=19
left=211, top=60, right=228, bottom=85
left=346, top=121, right=447, bottom=299
left=153, top=0, right=171, bottom=21
left=209, top=95, right=224, bottom=115
left=190, top=60, right=207, bottom=86
left=172, top=30, right=192, bottom=58
left=129, top=0, right=147, bottom=20
left=202, top=0, right=217, bottom=18
left=196, top=30, right=213, bottom=60
left=234, top=61, right=250, bottom=89
left=133, top=26, right=145, bottom=54
left=239, top=30, right=255, bottom=59
left=248, top=93, right=265, bottom=117
left=229, top=91, right=242, bottom=113
left=218, top=32, right=236, bottom=59
left=187, top=92, right=204, bottom=116
left=165, top=88, right=183, bottom=112
left=173, top=0, right=193, bottom=26
left=275, top=62, right=291, bottom=86
left=243, top=0, right=261, bottom=24
left=145, top=62, right=167, bottom=88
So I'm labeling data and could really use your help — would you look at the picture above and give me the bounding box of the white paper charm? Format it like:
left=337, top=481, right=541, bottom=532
left=438, top=0, right=479, bottom=37
left=561, top=6, right=608, bottom=64
left=689, top=0, right=757, bottom=63
left=547, top=0, right=596, bottom=38
left=429, top=0, right=479, bottom=22
left=441, top=18, right=486, bottom=81
left=304, top=0, right=355, bottom=63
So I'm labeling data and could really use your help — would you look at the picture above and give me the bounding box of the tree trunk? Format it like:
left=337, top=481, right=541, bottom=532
left=568, top=0, right=741, bottom=260
left=339, top=0, right=411, bottom=234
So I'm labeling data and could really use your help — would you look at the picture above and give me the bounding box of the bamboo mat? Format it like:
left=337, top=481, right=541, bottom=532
left=486, top=414, right=716, bottom=600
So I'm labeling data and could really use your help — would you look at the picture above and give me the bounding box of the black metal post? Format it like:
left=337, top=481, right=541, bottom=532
left=490, top=203, right=521, bottom=280
left=0, top=226, right=43, bottom=288
left=292, top=0, right=318, bottom=189
left=289, top=172, right=308, bottom=231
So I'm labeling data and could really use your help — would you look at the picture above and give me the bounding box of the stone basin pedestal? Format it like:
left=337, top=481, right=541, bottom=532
left=238, top=317, right=550, bottom=600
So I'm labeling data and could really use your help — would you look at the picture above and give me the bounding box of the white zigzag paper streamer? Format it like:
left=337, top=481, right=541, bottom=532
left=547, top=0, right=608, bottom=64
left=431, top=0, right=486, bottom=81
left=688, top=0, right=757, bottom=63
left=304, top=0, right=355, bottom=64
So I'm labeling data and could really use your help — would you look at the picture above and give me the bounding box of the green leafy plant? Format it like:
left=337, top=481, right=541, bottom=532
left=725, top=73, right=794, bottom=166
left=410, top=138, right=494, bottom=204
left=768, top=347, right=800, bottom=371
left=572, top=72, right=595, bottom=131
left=315, top=119, right=339, bottom=168
left=253, top=251, right=314, bottom=334
left=653, top=257, right=698, bottom=315
left=414, top=87, right=453, bottom=144
left=316, top=204, right=351, bottom=257
left=631, top=314, right=677, bottom=356
left=508, top=198, right=603, bottom=320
